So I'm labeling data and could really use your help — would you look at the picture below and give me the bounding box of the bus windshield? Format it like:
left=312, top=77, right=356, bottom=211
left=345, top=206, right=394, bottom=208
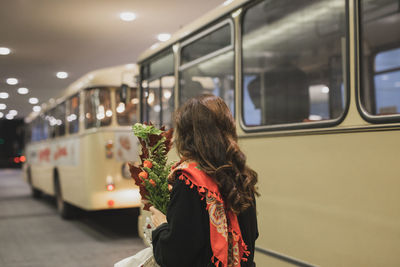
left=115, top=87, right=139, bottom=125
left=84, top=87, right=112, bottom=128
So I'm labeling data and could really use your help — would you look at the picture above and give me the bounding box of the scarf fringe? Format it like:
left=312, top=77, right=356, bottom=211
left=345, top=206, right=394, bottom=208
left=178, top=174, right=224, bottom=203
left=211, top=254, right=222, bottom=266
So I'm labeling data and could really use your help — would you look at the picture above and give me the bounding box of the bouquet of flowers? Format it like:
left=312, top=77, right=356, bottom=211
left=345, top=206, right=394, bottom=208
left=129, top=123, right=174, bottom=215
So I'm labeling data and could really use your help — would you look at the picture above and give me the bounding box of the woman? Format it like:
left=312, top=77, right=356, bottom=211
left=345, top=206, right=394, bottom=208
left=149, top=94, right=259, bottom=267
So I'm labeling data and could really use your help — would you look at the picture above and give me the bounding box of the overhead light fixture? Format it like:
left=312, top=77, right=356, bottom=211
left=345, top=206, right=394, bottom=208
left=33, top=105, right=41, bottom=112
left=321, top=86, right=330, bottom=93
left=0, top=47, right=11, bottom=55
left=119, top=12, right=136, bottom=22
left=0, top=103, right=6, bottom=110
left=29, top=97, right=39, bottom=104
left=9, top=110, right=17, bottom=116
left=17, top=87, right=29, bottom=95
left=6, top=113, right=13, bottom=120
left=0, top=112, right=3, bottom=118
left=6, top=78, right=18, bottom=85
left=0, top=92, right=9, bottom=99
left=223, top=0, right=234, bottom=6
left=157, top=33, right=171, bottom=42
left=56, top=71, right=68, bottom=79
left=150, top=43, right=160, bottom=50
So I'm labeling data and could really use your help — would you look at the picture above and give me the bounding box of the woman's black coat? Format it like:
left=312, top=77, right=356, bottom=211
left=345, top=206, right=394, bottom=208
left=152, top=179, right=258, bottom=267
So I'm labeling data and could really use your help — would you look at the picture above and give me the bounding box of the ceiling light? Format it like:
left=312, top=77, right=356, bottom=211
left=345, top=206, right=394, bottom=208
left=17, top=87, right=29, bottom=94
left=223, top=0, right=234, bottom=6
left=0, top=112, right=3, bottom=118
left=0, top=103, right=6, bottom=110
left=6, top=78, right=18, bottom=85
left=0, top=92, right=9, bottom=99
left=29, top=97, right=39, bottom=104
left=0, top=47, right=11, bottom=55
left=150, top=43, right=160, bottom=50
left=9, top=110, right=17, bottom=116
left=6, top=113, right=13, bottom=120
left=56, top=71, right=68, bottom=79
left=321, top=86, right=330, bottom=93
left=33, top=105, right=41, bottom=112
left=119, top=12, right=136, bottom=22
left=157, top=33, right=171, bottom=42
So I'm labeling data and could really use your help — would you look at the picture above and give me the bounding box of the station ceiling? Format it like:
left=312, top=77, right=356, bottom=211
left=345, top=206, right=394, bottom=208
left=0, top=0, right=224, bottom=119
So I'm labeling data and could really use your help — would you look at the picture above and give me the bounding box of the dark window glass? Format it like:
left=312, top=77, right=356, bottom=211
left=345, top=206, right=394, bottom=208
left=31, top=118, right=40, bottom=142
left=242, top=0, right=347, bottom=127
left=24, top=123, right=31, bottom=144
left=54, top=103, right=66, bottom=137
left=45, top=110, right=55, bottom=138
left=179, top=21, right=234, bottom=115
left=161, top=76, right=175, bottom=128
left=115, top=87, right=139, bottom=125
left=141, top=50, right=175, bottom=128
left=84, top=88, right=112, bottom=129
left=360, top=0, right=400, bottom=116
left=181, top=24, right=231, bottom=65
left=67, top=94, right=80, bottom=134
left=40, top=114, right=49, bottom=140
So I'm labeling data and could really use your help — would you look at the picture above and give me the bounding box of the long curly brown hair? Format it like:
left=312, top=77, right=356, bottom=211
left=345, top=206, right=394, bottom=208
left=174, top=94, right=259, bottom=214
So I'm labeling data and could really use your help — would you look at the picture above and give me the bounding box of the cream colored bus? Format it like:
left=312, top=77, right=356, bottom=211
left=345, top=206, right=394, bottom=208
left=23, top=64, right=142, bottom=219
left=136, top=0, right=400, bottom=266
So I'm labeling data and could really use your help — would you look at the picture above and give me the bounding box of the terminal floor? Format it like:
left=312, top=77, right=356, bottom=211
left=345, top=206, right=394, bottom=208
left=0, top=169, right=145, bottom=267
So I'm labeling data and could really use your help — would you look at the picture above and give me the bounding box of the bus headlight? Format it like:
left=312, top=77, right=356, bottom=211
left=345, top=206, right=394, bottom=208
left=121, top=162, right=131, bottom=179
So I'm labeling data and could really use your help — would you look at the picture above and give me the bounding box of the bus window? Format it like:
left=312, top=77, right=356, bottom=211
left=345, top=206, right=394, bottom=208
left=147, top=80, right=161, bottom=127
left=141, top=50, right=175, bottom=128
left=67, top=94, right=80, bottom=134
left=54, top=102, right=66, bottom=137
left=31, top=118, right=40, bottom=142
left=40, top=114, right=49, bottom=140
left=161, top=76, right=174, bottom=128
left=115, top=87, right=138, bottom=125
left=84, top=88, right=112, bottom=129
left=179, top=21, right=234, bottom=115
left=24, top=123, right=31, bottom=145
left=360, top=0, right=400, bottom=117
left=242, top=0, right=347, bottom=127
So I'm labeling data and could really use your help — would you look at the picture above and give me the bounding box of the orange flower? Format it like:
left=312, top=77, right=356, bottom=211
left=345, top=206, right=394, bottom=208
left=143, top=160, right=153, bottom=169
left=139, top=171, right=148, bottom=180
left=149, top=179, right=156, bottom=187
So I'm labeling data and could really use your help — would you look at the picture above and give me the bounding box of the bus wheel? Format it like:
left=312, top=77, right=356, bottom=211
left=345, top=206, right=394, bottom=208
left=32, top=187, right=42, bottom=199
left=54, top=179, right=75, bottom=220
left=28, top=168, right=41, bottom=199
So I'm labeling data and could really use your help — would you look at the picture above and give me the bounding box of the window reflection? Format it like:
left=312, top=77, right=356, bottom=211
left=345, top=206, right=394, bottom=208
left=242, top=0, right=347, bottom=127
left=179, top=21, right=234, bottom=115
left=115, top=87, right=138, bottom=125
left=67, top=94, right=79, bottom=134
left=84, top=88, right=112, bottom=129
left=360, top=0, right=400, bottom=116
left=141, top=50, right=175, bottom=128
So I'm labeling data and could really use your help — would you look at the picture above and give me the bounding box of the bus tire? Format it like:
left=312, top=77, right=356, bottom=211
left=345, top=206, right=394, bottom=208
left=32, top=187, right=42, bottom=199
left=28, top=167, right=42, bottom=199
left=54, top=177, right=75, bottom=220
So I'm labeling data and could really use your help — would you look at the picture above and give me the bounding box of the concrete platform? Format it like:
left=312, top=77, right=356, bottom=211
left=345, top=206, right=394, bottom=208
left=0, top=169, right=146, bottom=267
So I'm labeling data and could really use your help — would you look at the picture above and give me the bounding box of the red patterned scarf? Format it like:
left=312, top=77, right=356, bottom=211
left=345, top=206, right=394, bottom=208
left=168, top=161, right=250, bottom=267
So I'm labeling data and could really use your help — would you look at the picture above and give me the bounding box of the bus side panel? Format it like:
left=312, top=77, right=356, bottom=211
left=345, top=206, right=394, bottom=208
left=55, top=136, right=86, bottom=208
left=240, top=130, right=400, bottom=267
left=27, top=142, right=55, bottom=195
